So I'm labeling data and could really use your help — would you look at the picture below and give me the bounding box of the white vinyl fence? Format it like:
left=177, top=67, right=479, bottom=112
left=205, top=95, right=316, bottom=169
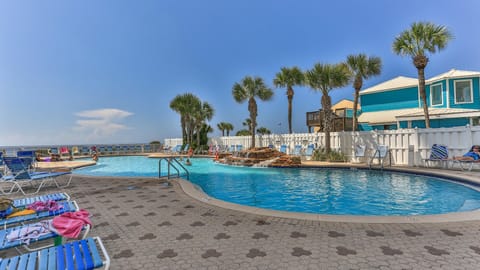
left=165, top=125, right=480, bottom=166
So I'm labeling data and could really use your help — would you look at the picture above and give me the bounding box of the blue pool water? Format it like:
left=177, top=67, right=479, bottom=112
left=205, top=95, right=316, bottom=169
left=74, top=156, right=480, bottom=216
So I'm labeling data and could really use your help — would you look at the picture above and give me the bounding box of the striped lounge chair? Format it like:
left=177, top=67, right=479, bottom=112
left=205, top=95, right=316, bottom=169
left=0, top=237, right=110, bottom=270
left=423, top=144, right=449, bottom=168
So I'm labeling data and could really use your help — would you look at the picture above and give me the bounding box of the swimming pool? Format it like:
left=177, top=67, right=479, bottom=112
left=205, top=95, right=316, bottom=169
left=74, top=156, right=480, bottom=216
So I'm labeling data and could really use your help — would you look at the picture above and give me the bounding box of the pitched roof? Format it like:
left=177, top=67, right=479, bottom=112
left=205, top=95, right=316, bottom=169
left=427, top=69, right=480, bottom=83
left=361, top=69, right=480, bottom=95
left=332, top=99, right=356, bottom=110
left=360, top=76, right=418, bottom=94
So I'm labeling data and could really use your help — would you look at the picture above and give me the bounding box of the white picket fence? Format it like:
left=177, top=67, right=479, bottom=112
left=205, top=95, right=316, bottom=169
left=165, top=125, right=480, bottom=166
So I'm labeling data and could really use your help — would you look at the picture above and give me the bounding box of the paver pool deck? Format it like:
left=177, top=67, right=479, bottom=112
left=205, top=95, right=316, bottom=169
left=2, top=162, right=480, bottom=269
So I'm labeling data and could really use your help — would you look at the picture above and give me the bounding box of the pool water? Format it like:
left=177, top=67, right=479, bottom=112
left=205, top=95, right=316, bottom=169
left=74, top=156, right=480, bottom=216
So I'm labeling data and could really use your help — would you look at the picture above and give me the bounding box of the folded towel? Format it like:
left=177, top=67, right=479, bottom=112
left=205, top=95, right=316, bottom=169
left=7, top=209, right=36, bottom=218
left=52, top=209, right=91, bottom=238
left=7, top=220, right=55, bottom=245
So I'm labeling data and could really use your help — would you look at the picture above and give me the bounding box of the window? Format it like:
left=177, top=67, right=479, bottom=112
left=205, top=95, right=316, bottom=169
left=335, top=109, right=345, bottom=117
left=473, top=117, right=480, bottom=126
left=454, top=80, right=473, bottom=104
left=430, top=83, right=443, bottom=106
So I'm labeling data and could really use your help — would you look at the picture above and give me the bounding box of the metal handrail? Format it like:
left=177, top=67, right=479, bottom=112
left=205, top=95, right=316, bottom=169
left=368, top=149, right=392, bottom=170
left=158, top=157, right=190, bottom=180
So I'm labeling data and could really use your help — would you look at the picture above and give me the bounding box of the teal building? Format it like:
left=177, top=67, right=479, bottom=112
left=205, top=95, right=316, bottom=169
left=358, top=69, right=480, bottom=130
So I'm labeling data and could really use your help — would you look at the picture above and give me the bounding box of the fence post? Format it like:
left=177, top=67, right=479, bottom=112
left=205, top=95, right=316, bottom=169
left=412, top=127, right=419, bottom=167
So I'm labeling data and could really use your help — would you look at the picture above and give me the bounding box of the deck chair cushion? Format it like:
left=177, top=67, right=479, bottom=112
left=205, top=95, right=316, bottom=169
left=430, top=144, right=448, bottom=160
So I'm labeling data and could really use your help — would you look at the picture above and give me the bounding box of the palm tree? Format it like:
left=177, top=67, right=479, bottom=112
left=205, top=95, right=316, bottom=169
left=346, top=54, right=382, bottom=131
left=232, top=76, right=274, bottom=149
left=256, top=127, right=271, bottom=135
left=242, top=118, right=252, bottom=134
left=273, top=67, right=304, bottom=134
left=393, top=22, right=453, bottom=128
left=236, top=129, right=251, bottom=136
left=224, top=122, right=234, bottom=136
left=170, top=93, right=201, bottom=145
left=305, top=63, right=351, bottom=153
left=193, top=102, right=214, bottom=147
left=217, top=122, right=227, bottom=136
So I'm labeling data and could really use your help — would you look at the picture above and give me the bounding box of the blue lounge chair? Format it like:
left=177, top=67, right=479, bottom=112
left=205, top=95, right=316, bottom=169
left=1, top=157, right=73, bottom=195
left=49, top=148, right=59, bottom=156
left=98, top=146, right=106, bottom=155
left=106, top=145, right=113, bottom=155
left=16, top=151, right=37, bottom=170
left=302, top=144, right=315, bottom=160
left=181, top=144, right=190, bottom=154
left=80, top=146, right=90, bottom=156
left=0, top=215, right=90, bottom=252
left=292, top=145, right=302, bottom=156
left=236, top=145, right=243, bottom=152
left=423, top=144, right=449, bottom=168
left=0, top=237, right=110, bottom=270
left=1, top=200, right=79, bottom=228
left=12, top=192, right=70, bottom=209
left=279, top=144, right=287, bottom=154
left=452, top=145, right=480, bottom=171
left=171, top=145, right=182, bottom=154
left=143, top=144, right=151, bottom=153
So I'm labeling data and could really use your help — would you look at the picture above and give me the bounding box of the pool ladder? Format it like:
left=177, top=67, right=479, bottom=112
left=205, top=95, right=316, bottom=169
left=368, top=148, right=392, bottom=170
left=158, top=157, right=190, bottom=180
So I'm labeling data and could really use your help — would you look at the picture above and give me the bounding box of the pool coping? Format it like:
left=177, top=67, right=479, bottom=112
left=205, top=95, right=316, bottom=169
left=176, top=164, right=480, bottom=224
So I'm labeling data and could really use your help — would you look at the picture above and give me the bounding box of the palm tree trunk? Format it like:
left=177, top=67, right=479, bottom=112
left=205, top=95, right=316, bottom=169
left=249, top=98, right=257, bottom=149
left=287, top=87, right=294, bottom=134
left=414, top=55, right=430, bottom=128
left=417, top=68, right=430, bottom=128
left=181, top=117, right=187, bottom=144
left=352, top=88, right=360, bottom=132
left=352, top=76, right=362, bottom=132
left=196, top=126, right=201, bottom=147
left=322, top=94, right=332, bottom=153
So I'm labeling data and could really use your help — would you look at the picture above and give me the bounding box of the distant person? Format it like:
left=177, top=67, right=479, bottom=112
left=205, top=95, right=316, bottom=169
left=185, top=158, right=192, bottom=166
left=454, top=145, right=480, bottom=161
left=92, top=152, right=99, bottom=162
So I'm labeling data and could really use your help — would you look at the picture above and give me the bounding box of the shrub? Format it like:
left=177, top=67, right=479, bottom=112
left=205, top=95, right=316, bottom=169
left=311, top=148, right=345, bottom=162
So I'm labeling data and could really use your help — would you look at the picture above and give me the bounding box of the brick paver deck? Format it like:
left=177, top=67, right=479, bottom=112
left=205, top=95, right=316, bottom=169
left=2, top=171, right=480, bottom=269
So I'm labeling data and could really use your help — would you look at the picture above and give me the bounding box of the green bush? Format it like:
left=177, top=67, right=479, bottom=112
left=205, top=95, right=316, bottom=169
left=311, top=148, right=346, bottom=162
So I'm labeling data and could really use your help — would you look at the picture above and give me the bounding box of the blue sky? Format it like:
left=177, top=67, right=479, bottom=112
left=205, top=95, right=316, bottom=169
left=1, top=0, right=479, bottom=146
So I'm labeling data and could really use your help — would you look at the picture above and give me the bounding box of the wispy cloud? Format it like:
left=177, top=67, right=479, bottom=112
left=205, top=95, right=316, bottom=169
left=74, top=108, right=133, bottom=138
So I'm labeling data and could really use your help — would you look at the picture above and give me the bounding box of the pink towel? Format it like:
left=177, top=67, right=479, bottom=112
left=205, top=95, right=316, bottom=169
left=52, top=209, right=91, bottom=238
left=27, top=200, right=63, bottom=212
